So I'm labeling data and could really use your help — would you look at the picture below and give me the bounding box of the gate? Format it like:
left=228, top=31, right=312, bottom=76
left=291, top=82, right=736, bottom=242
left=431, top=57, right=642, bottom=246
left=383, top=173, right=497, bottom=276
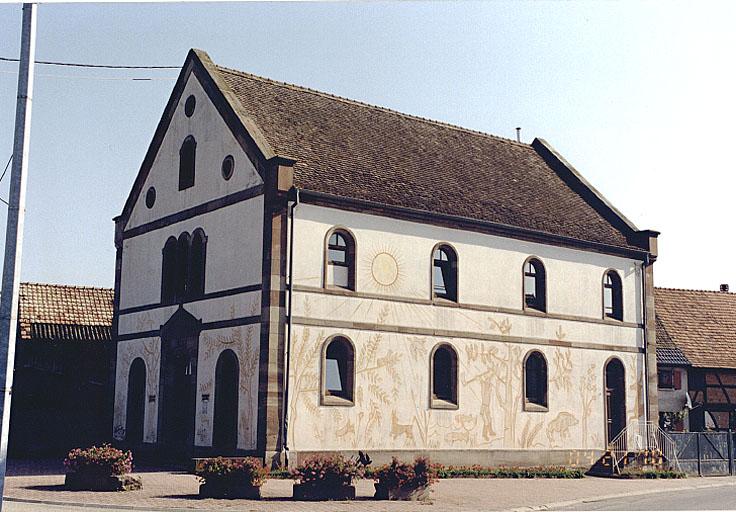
left=670, top=431, right=735, bottom=476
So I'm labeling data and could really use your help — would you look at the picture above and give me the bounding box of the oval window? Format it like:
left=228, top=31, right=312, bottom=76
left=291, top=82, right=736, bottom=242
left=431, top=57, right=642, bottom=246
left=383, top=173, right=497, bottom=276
left=145, top=187, right=156, bottom=209
left=221, top=155, right=235, bottom=180
left=184, top=95, right=196, bottom=117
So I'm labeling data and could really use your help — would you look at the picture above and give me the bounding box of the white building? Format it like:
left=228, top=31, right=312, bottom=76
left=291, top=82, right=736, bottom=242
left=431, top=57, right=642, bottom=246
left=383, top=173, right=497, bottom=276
left=112, top=49, right=659, bottom=467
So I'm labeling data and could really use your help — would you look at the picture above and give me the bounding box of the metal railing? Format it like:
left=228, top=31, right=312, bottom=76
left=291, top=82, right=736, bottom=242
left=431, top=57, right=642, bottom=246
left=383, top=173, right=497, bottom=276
left=608, top=421, right=682, bottom=474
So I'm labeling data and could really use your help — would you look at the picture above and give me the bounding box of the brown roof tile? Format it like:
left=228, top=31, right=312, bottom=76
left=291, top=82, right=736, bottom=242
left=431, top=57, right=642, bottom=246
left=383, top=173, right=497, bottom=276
left=655, top=287, right=736, bottom=369
left=18, top=282, right=113, bottom=342
left=216, top=65, right=639, bottom=251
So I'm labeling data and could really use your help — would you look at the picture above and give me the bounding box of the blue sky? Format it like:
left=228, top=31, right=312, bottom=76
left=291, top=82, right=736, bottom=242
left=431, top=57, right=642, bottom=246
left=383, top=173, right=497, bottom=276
left=0, top=1, right=734, bottom=290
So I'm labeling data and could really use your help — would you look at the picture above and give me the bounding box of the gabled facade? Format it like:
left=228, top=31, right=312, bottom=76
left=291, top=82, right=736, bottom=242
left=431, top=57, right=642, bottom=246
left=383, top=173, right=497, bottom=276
left=112, top=49, right=659, bottom=466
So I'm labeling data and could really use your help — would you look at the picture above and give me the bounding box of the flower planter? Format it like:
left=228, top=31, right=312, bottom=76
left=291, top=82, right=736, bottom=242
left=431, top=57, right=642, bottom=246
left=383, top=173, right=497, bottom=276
left=293, top=482, right=356, bottom=501
left=199, top=480, right=261, bottom=499
left=64, top=471, right=142, bottom=491
left=374, top=482, right=431, bottom=501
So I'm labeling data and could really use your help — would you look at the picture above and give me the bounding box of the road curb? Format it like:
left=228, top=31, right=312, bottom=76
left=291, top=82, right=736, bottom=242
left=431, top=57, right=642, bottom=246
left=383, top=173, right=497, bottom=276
left=506, top=478, right=736, bottom=511
left=2, top=496, right=198, bottom=512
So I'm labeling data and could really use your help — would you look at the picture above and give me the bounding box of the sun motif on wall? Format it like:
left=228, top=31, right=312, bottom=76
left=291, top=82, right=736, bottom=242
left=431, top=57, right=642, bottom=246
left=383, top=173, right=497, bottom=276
left=362, top=246, right=406, bottom=293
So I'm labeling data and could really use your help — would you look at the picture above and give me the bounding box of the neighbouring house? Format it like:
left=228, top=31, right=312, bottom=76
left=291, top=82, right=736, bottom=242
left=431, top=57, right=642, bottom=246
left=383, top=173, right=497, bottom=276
left=656, top=286, right=736, bottom=433
left=10, top=282, right=113, bottom=457
left=111, top=48, right=659, bottom=467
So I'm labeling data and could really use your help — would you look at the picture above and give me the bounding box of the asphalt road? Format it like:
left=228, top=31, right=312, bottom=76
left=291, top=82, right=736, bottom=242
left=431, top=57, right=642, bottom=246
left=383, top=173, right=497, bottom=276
left=553, top=484, right=736, bottom=510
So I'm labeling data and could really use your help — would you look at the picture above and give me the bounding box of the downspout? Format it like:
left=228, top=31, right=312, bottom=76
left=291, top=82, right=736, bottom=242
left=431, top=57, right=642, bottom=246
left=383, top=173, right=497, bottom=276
left=641, top=254, right=650, bottom=426
left=281, top=187, right=299, bottom=467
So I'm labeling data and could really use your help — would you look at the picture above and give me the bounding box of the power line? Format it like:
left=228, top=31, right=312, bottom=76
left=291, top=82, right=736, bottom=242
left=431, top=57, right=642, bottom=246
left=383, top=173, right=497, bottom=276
left=0, top=70, right=175, bottom=81
left=0, top=156, right=11, bottom=184
left=0, top=55, right=178, bottom=70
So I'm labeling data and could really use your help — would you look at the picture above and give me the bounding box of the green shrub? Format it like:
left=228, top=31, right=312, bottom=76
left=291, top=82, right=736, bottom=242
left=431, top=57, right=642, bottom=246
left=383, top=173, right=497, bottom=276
left=619, top=468, right=686, bottom=479
left=64, top=444, right=133, bottom=476
left=194, top=457, right=269, bottom=487
left=291, top=454, right=363, bottom=486
left=435, top=465, right=585, bottom=479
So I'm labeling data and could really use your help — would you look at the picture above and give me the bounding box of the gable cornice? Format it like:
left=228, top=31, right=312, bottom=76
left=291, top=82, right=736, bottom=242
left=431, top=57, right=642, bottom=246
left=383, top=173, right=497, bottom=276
left=117, top=48, right=291, bottom=230
left=531, top=138, right=658, bottom=255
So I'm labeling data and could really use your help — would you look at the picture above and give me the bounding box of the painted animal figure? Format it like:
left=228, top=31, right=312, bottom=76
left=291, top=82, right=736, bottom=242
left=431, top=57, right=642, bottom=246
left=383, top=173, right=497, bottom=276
left=335, top=419, right=355, bottom=439
left=546, top=412, right=579, bottom=445
left=390, top=410, right=414, bottom=442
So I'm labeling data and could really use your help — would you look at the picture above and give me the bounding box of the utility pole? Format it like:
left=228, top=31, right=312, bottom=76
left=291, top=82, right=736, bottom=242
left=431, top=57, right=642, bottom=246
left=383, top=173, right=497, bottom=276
left=0, top=4, right=36, bottom=508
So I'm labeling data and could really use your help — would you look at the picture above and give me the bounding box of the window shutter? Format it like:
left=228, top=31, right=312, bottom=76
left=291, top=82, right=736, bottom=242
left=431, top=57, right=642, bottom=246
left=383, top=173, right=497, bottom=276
left=673, top=369, right=682, bottom=390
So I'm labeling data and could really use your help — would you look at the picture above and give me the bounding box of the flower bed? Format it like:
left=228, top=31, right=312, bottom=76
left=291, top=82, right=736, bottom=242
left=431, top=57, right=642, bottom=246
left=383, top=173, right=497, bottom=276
left=371, top=457, right=437, bottom=501
left=291, top=454, right=362, bottom=500
left=434, top=465, right=586, bottom=479
left=194, top=457, right=269, bottom=499
left=618, top=468, right=686, bottom=479
left=64, top=445, right=141, bottom=491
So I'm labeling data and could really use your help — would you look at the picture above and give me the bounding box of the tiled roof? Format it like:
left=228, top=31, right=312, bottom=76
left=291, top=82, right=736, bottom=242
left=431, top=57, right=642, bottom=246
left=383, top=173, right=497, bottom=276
left=18, top=282, right=113, bottom=342
left=215, top=65, right=640, bottom=251
left=655, top=314, right=690, bottom=366
left=655, top=287, right=736, bottom=369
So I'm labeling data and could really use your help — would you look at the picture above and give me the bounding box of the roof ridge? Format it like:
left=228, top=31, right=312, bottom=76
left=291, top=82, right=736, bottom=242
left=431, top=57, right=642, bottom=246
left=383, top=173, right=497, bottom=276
left=215, top=64, right=531, bottom=149
left=20, top=281, right=114, bottom=292
left=655, top=286, right=736, bottom=295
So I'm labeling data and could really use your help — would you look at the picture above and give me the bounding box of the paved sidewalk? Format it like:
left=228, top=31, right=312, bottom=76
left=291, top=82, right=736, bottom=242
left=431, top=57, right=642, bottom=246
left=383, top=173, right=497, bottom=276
left=4, top=471, right=736, bottom=511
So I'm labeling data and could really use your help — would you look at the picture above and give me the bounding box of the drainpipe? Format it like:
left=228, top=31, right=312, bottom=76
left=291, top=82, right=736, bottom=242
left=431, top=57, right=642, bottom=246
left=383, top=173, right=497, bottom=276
left=281, top=187, right=299, bottom=467
left=641, top=255, right=650, bottom=427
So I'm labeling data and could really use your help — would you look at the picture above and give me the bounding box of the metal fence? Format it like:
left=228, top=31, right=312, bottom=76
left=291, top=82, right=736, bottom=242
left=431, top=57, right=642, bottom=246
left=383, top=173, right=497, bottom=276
left=669, top=431, right=735, bottom=476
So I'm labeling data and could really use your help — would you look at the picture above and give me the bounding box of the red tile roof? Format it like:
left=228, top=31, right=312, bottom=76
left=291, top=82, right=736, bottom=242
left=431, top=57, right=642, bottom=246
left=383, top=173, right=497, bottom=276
left=655, top=287, right=736, bottom=369
left=215, top=64, right=641, bottom=251
left=18, top=282, right=113, bottom=342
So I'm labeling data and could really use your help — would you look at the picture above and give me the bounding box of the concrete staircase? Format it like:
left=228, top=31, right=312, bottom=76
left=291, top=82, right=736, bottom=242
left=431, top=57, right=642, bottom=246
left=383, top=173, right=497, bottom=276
left=588, top=448, right=670, bottom=476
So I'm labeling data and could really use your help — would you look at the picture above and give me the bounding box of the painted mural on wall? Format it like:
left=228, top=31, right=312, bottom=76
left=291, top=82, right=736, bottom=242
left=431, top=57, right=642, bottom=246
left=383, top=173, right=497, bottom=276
left=196, top=302, right=260, bottom=450
left=113, top=313, right=161, bottom=443
left=289, top=294, right=643, bottom=453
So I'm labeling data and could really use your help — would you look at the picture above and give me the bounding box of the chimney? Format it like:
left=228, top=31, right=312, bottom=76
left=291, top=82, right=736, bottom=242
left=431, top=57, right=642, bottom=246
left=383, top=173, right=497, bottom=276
left=515, top=127, right=521, bottom=143
left=720, top=283, right=729, bottom=293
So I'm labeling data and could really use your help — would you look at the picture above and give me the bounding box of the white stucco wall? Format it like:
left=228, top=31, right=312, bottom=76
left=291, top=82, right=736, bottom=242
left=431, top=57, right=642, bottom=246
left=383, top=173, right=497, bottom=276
left=657, top=367, right=690, bottom=430
left=126, top=73, right=262, bottom=231
left=287, top=203, right=647, bottom=454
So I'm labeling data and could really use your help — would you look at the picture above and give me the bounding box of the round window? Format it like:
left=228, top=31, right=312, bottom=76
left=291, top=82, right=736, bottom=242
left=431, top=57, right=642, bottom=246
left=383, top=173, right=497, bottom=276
left=145, top=187, right=156, bottom=209
left=184, top=95, right=196, bottom=117
left=221, top=155, right=235, bottom=180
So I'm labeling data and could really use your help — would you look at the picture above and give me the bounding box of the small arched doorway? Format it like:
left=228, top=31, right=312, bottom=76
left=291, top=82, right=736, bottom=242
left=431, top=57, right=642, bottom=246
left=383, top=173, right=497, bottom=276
left=125, top=358, right=146, bottom=447
left=212, top=349, right=239, bottom=453
left=605, top=358, right=627, bottom=446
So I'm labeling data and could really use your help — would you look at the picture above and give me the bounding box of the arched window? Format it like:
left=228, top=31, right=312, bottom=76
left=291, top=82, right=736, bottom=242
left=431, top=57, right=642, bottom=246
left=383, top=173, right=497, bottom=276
left=321, top=336, right=355, bottom=405
left=189, top=229, right=207, bottom=299
left=176, top=232, right=191, bottom=300
left=524, top=351, right=548, bottom=410
left=179, top=136, right=196, bottom=190
left=432, top=244, right=458, bottom=301
left=603, top=270, right=623, bottom=321
left=161, top=236, right=178, bottom=303
left=325, top=229, right=355, bottom=290
left=430, top=343, right=458, bottom=408
left=523, top=257, right=546, bottom=312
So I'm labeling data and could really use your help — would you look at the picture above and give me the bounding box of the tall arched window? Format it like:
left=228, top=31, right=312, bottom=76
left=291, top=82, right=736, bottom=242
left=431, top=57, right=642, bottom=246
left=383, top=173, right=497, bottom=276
left=161, top=236, right=178, bottom=303
left=523, top=257, right=546, bottom=312
left=321, top=336, right=355, bottom=405
left=179, top=136, right=196, bottom=190
left=432, top=244, right=458, bottom=301
left=430, top=343, right=458, bottom=408
left=189, top=229, right=207, bottom=299
left=212, top=349, right=239, bottom=453
left=176, top=232, right=191, bottom=300
left=125, top=358, right=146, bottom=445
left=325, top=229, right=355, bottom=290
left=524, top=351, right=548, bottom=411
left=603, top=270, right=623, bottom=321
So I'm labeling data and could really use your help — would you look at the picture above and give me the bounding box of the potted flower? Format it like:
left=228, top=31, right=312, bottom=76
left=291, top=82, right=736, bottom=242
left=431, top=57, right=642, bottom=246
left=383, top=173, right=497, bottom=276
left=372, top=456, right=437, bottom=500
left=64, top=444, right=142, bottom=491
left=291, top=454, right=363, bottom=500
left=194, top=457, right=269, bottom=499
